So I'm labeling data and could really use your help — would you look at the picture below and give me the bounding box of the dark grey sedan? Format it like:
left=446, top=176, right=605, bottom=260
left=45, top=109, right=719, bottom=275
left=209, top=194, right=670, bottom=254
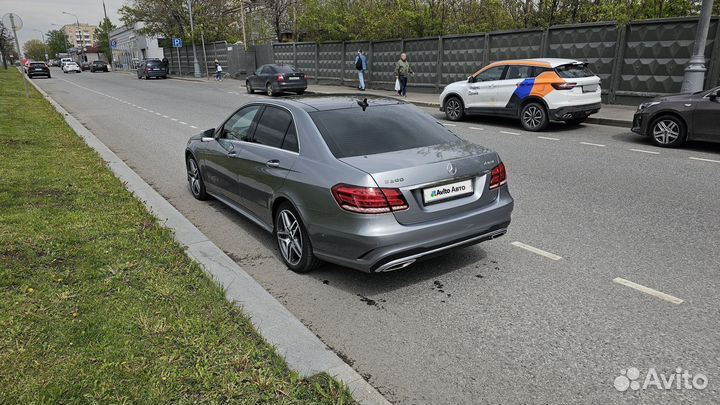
left=185, top=96, right=513, bottom=273
left=246, top=64, right=307, bottom=96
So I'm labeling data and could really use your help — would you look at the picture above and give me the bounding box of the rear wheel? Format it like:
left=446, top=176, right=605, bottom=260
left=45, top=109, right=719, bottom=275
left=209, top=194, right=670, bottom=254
left=649, top=115, right=686, bottom=148
left=275, top=203, right=320, bottom=273
left=520, top=102, right=549, bottom=132
left=266, top=83, right=275, bottom=96
left=246, top=81, right=253, bottom=93
left=444, top=96, right=465, bottom=121
left=186, top=156, right=208, bottom=200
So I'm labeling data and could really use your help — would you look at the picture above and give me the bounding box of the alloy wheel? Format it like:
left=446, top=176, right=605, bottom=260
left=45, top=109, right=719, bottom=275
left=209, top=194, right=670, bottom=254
left=266, top=84, right=273, bottom=96
left=523, top=106, right=543, bottom=129
left=446, top=99, right=462, bottom=120
left=276, top=209, right=303, bottom=266
left=246, top=82, right=252, bottom=93
left=187, top=159, right=201, bottom=197
left=652, top=119, right=680, bottom=145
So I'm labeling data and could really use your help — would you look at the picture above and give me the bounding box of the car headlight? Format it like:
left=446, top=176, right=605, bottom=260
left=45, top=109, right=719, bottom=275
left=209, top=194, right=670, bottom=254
left=638, top=101, right=660, bottom=111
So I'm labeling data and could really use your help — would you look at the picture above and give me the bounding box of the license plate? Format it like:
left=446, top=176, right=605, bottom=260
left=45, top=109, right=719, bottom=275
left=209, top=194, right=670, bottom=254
left=583, top=85, right=598, bottom=93
left=423, top=179, right=473, bottom=204
left=288, top=76, right=300, bottom=80
left=34, top=68, right=43, bottom=71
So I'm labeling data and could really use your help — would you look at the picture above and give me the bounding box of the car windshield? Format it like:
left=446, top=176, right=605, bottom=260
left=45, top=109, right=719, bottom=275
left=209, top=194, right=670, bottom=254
left=309, top=104, right=460, bottom=158
left=274, top=65, right=296, bottom=73
left=555, top=63, right=594, bottom=78
left=146, top=60, right=162, bottom=67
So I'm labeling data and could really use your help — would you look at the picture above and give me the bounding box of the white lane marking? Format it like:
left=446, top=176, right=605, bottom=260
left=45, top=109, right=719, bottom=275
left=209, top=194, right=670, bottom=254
left=689, top=156, right=720, bottom=164
left=178, top=121, right=187, bottom=125
left=630, top=148, right=660, bottom=155
left=580, top=141, right=606, bottom=147
left=171, top=118, right=178, bottom=121
left=142, top=108, right=148, bottom=111
left=442, top=123, right=457, bottom=127
left=155, top=112, right=161, bottom=116
left=162, top=115, right=169, bottom=118
left=190, top=125, right=198, bottom=129
left=148, top=110, right=154, bottom=113
left=500, top=130, right=521, bottom=136
left=468, top=126, right=484, bottom=130
left=537, top=136, right=560, bottom=141
left=511, top=241, right=562, bottom=261
left=613, top=277, right=684, bottom=304
left=131, top=104, right=136, bottom=107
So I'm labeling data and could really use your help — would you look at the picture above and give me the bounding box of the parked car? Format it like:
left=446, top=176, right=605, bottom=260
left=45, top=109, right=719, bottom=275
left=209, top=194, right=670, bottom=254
left=137, top=59, right=167, bottom=79
left=62, top=62, right=81, bottom=73
left=60, top=57, right=73, bottom=67
left=185, top=96, right=513, bottom=273
left=81, top=61, right=91, bottom=71
left=631, top=86, right=720, bottom=147
left=246, top=64, right=307, bottom=96
left=27, top=62, right=51, bottom=78
left=90, top=60, right=109, bottom=72
left=440, top=58, right=602, bottom=131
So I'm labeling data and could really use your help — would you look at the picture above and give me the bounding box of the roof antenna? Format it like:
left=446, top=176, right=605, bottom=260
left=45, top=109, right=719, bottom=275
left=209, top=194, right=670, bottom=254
left=357, top=98, right=369, bottom=111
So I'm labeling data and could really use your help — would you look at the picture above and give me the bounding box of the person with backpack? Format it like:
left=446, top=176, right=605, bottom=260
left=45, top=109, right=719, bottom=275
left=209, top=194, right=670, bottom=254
left=394, top=53, right=414, bottom=97
left=354, top=50, right=367, bottom=91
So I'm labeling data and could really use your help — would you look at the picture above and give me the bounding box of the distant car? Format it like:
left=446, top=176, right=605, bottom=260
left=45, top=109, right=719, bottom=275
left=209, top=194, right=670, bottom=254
left=137, top=59, right=166, bottom=79
left=246, top=64, right=307, bottom=96
left=631, top=86, right=720, bottom=147
left=81, top=61, right=91, bottom=71
left=27, top=62, right=51, bottom=78
left=184, top=96, right=512, bottom=273
left=62, top=62, right=81, bottom=73
left=440, top=58, right=602, bottom=131
left=90, top=60, right=109, bottom=72
left=60, top=57, right=73, bottom=67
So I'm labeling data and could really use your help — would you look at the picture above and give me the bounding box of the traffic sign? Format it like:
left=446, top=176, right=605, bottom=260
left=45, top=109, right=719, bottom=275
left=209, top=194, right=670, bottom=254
left=172, top=38, right=183, bottom=48
left=110, top=39, right=117, bottom=49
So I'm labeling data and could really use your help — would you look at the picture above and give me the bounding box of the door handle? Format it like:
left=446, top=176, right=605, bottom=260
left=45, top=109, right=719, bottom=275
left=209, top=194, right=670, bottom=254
left=265, top=159, right=280, bottom=168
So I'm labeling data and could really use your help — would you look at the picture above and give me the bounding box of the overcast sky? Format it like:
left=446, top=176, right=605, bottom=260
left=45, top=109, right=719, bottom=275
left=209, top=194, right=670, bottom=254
left=4, top=0, right=125, bottom=52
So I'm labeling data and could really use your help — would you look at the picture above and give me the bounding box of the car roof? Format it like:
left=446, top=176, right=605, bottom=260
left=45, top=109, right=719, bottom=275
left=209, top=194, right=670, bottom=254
left=271, top=94, right=406, bottom=112
left=486, top=58, right=583, bottom=68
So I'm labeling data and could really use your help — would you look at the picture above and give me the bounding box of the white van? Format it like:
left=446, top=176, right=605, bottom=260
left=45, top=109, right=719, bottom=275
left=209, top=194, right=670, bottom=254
left=60, top=57, right=73, bottom=67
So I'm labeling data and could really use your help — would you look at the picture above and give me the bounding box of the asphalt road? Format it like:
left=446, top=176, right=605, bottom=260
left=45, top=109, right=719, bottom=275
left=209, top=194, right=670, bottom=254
left=33, top=68, right=720, bottom=404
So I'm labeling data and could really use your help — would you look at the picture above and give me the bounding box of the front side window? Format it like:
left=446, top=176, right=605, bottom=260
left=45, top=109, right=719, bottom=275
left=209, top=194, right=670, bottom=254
left=253, top=106, right=293, bottom=149
left=222, top=105, right=261, bottom=141
left=476, top=66, right=506, bottom=82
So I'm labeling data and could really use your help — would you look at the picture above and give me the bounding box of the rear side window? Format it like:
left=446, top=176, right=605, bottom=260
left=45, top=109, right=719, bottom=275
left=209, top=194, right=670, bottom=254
left=253, top=106, right=293, bottom=148
left=310, top=104, right=460, bottom=158
left=505, top=65, right=534, bottom=80
left=282, top=122, right=299, bottom=153
left=555, top=64, right=594, bottom=78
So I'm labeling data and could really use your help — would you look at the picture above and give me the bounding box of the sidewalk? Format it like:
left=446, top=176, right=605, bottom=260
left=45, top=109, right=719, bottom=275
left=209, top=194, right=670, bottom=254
left=305, top=83, right=634, bottom=128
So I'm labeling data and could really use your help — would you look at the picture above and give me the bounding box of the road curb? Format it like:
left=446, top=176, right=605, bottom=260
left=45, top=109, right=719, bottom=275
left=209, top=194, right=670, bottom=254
left=26, top=74, right=391, bottom=405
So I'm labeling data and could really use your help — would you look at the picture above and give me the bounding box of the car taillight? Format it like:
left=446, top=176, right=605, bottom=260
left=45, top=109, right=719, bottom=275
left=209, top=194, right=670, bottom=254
left=331, top=184, right=409, bottom=214
left=277, top=74, right=284, bottom=81
left=489, top=163, right=507, bottom=190
left=552, top=82, right=577, bottom=90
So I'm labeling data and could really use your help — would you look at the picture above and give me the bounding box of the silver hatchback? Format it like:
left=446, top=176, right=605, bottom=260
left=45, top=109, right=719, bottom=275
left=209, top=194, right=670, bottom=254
left=185, top=95, right=513, bottom=273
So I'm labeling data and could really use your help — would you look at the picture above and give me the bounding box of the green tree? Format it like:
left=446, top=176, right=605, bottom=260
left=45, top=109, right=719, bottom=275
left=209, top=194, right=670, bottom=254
left=23, top=39, right=46, bottom=61
left=0, top=23, right=16, bottom=68
left=96, top=17, right=116, bottom=63
left=46, top=29, right=71, bottom=59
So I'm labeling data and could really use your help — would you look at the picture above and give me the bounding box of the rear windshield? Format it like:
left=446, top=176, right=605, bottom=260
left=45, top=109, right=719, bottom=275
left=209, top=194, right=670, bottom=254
left=93, top=61, right=104, bottom=64
left=274, top=65, right=296, bottom=73
left=555, top=63, right=594, bottom=78
left=30, top=63, right=45, bottom=67
left=146, top=60, right=162, bottom=67
left=310, top=104, right=459, bottom=158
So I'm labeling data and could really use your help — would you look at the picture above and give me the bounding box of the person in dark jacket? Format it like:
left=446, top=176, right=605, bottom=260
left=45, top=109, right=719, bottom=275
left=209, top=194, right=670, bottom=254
left=354, top=50, right=368, bottom=90
left=161, top=57, right=169, bottom=73
left=394, top=53, right=414, bottom=97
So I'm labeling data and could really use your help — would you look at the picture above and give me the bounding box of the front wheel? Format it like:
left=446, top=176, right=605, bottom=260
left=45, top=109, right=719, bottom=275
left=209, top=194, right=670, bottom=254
left=246, top=81, right=253, bottom=93
left=275, top=203, right=320, bottom=273
left=186, top=156, right=208, bottom=200
left=520, top=102, right=549, bottom=132
left=649, top=115, right=686, bottom=148
left=444, top=96, right=465, bottom=121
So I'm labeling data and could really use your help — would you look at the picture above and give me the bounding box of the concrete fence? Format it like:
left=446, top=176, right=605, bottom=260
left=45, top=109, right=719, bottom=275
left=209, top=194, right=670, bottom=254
left=162, top=42, right=275, bottom=79
left=271, top=16, right=720, bottom=105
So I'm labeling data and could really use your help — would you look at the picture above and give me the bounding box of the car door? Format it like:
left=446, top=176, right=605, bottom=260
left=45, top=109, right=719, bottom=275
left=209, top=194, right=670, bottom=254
left=237, top=105, right=300, bottom=225
left=466, top=65, right=506, bottom=110
left=692, top=89, right=720, bottom=141
left=199, top=105, right=262, bottom=205
left=494, top=65, right=535, bottom=111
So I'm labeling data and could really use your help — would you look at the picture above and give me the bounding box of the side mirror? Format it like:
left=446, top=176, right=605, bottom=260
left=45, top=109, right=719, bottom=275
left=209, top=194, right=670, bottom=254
left=467, top=76, right=475, bottom=83
left=201, top=128, right=216, bottom=142
left=709, top=91, right=718, bottom=101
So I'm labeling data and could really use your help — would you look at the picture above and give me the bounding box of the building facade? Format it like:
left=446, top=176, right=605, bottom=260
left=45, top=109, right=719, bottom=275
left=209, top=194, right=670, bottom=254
left=61, top=23, right=97, bottom=49
left=109, top=23, right=164, bottom=71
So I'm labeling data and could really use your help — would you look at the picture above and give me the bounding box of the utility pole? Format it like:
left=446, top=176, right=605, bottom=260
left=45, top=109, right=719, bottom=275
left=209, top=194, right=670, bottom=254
left=239, top=0, right=247, bottom=50
left=681, top=0, right=715, bottom=92
left=188, top=0, right=201, bottom=78
left=103, top=1, right=113, bottom=65
left=62, top=11, right=85, bottom=63
left=9, top=13, right=29, bottom=97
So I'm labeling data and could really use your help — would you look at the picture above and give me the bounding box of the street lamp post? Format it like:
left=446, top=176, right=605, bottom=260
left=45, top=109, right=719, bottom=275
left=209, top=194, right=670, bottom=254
left=62, top=11, right=85, bottom=63
left=681, top=0, right=715, bottom=93
left=32, top=29, right=49, bottom=61
left=187, top=0, right=202, bottom=78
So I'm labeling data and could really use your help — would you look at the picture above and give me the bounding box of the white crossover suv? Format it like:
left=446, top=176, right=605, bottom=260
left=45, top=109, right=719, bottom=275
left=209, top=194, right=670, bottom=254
left=440, top=58, right=602, bottom=131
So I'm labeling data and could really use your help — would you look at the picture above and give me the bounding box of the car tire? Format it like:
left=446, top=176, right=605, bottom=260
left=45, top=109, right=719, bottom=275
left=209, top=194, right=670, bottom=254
left=186, top=156, right=208, bottom=200
left=266, top=83, right=275, bottom=97
left=564, top=116, right=587, bottom=126
left=246, top=81, right=253, bottom=93
left=444, top=96, right=465, bottom=121
left=649, top=115, right=686, bottom=148
left=274, top=202, right=320, bottom=273
left=520, top=101, right=549, bottom=132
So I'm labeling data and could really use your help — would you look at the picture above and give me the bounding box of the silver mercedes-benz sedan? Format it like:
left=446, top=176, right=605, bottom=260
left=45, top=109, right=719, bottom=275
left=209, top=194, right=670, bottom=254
left=185, top=95, right=513, bottom=273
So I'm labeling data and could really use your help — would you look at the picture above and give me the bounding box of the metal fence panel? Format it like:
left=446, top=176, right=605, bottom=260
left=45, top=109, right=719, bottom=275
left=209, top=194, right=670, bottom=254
left=489, top=30, right=543, bottom=62
left=273, top=44, right=294, bottom=66
left=318, top=42, right=342, bottom=79
left=619, top=18, right=718, bottom=95
left=371, top=40, right=402, bottom=84
left=405, top=38, right=439, bottom=86
left=296, top=43, right=316, bottom=77
left=441, top=35, right=486, bottom=85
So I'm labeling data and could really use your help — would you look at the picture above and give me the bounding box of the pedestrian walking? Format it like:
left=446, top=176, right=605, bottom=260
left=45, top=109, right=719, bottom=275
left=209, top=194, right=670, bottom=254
left=394, top=53, right=414, bottom=97
left=214, top=59, right=223, bottom=81
left=161, top=57, right=169, bottom=73
left=354, top=50, right=368, bottom=90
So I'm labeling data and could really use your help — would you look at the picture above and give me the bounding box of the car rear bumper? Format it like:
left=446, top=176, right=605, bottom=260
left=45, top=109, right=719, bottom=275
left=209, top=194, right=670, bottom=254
left=549, top=102, right=601, bottom=120
left=274, top=81, right=307, bottom=92
left=309, top=187, right=514, bottom=272
left=144, top=71, right=167, bottom=77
